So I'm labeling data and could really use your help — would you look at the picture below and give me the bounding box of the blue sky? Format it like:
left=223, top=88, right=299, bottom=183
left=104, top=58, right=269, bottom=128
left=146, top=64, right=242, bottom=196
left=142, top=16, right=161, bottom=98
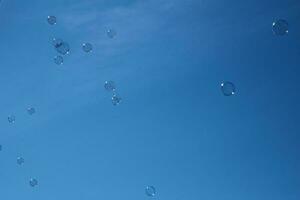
left=0, top=0, right=300, bottom=199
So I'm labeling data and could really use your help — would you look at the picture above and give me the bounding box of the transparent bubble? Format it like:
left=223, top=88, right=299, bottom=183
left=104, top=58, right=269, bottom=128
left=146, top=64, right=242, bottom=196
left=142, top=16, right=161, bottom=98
left=8, top=115, right=15, bottom=123
left=54, top=55, right=63, bottom=65
left=17, top=157, right=25, bottom=165
left=29, top=178, right=38, bottom=187
left=82, top=43, right=93, bottom=52
left=145, top=186, right=156, bottom=197
left=27, top=107, right=35, bottom=115
left=104, top=81, right=116, bottom=91
left=52, top=38, right=63, bottom=47
left=221, top=81, right=236, bottom=96
left=112, top=94, right=122, bottom=106
left=107, top=29, right=117, bottom=38
left=52, top=38, right=70, bottom=55
left=56, top=42, right=70, bottom=55
left=272, top=19, right=289, bottom=36
left=47, top=16, right=57, bottom=25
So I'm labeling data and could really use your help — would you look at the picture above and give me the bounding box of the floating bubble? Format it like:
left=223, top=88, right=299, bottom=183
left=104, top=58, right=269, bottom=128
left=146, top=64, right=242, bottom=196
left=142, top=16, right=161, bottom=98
left=52, top=38, right=70, bottom=55
left=104, top=81, right=116, bottom=91
left=221, top=81, right=236, bottom=96
left=29, top=178, right=38, bottom=187
left=54, top=55, right=63, bottom=65
left=145, top=186, right=156, bottom=197
left=107, top=29, right=117, bottom=38
left=17, top=157, right=25, bottom=165
left=27, top=107, right=35, bottom=115
left=52, top=38, right=63, bottom=47
left=82, top=43, right=93, bottom=52
left=47, top=16, right=57, bottom=25
left=272, top=19, right=289, bottom=36
left=112, top=94, right=122, bottom=106
left=8, top=115, right=15, bottom=123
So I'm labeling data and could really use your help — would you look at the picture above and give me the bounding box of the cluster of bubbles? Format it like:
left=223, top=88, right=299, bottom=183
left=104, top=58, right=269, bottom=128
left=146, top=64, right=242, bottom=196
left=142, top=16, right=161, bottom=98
left=4, top=107, right=37, bottom=187
left=47, top=16, right=116, bottom=65
left=104, top=81, right=122, bottom=105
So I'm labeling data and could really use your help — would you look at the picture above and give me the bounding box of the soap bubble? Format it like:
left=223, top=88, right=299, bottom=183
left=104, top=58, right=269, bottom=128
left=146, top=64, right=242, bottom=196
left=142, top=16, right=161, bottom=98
left=104, top=81, right=116, bottom=91
left=272, top=19, right=289, bottom=36
left=221, top=81, right=236, bottom=96
left=47, top=16, right=57, bottom=25
left=82, top=43, right=93, bottom=52
left=17, top=157, right=25, bottom=165
left=54, top=55, right=63, bottom=65
left=52, top=38, right=70, bottom=55
left=107, top=29, right=117, bottom=38
left=145, top=185, right=156, bottom=197
left=29, top=178, right=38, bottom=187
left=8, top=115, right=15, bottom=123
left=27, top=107, right=35, bottom=115
left=112, top=94, right=122, bottom=106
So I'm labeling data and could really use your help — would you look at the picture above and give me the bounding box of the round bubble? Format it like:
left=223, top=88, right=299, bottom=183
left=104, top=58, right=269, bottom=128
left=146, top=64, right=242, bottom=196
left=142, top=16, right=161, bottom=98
left=29, top=178, right=38, bottom=187
left=27, top=107, right=35, bottom=115
left=104, top=81, right=116, bottom=91
left=52, top=38, right=63, bottom=47
left=221, top=81, right=236, bottom=96
left=47, top=16, right=57, bottom=25
left=17, top=157, right=25, bottom=165
left=112, top=94, right=122, bottom=106
left=54, top=55, right=63, bottom=65
left=272, top=19, right=289, bottom=36
left=145, top=186, right=156, bottom=197
left=8, top=115, right=15, bottom=123
left=82, top=43, right=93, bottom=52
left=56, top=42, right=70, bottom=55
left=107, top=29, right=117, bottom=38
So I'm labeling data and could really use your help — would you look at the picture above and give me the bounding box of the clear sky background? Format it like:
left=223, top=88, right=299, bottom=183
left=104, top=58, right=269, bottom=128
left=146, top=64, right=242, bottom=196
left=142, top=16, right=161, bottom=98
left=0, top=0, right=300, bottom=199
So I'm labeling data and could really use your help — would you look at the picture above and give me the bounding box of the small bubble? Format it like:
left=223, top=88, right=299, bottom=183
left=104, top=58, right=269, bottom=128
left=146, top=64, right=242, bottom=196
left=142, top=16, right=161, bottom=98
left=104, top=81, right=116, bottom=91
left=52, top=38, right=70, bottom=55
left=52, top=38, right=63, bottom=47
left=17, top=157, right=25, bottom=165
left=47, top=15, right=57, bottom=25
left=107, top=29, right=117, bottom=38
left=27, top=107, right=35, bottom=115
left=272, top=19, right=289, bottom=36
left=145, top=186, right=156, bottom=197
left=82, top=43, right=93, bottom=52
left=54, top=55, right=63, bottom=65
left=8, top=115, right=15, bottom=123
left=112, top=94, right=122, bottom=106
left=29, top=178, right=38, bottom=187
left=221, top=81, right=236, bottom=96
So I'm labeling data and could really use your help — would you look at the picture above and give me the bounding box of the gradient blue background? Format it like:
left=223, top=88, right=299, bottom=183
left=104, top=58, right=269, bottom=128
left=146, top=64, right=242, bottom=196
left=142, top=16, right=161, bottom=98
left=0, top=0, right=300, bottom=199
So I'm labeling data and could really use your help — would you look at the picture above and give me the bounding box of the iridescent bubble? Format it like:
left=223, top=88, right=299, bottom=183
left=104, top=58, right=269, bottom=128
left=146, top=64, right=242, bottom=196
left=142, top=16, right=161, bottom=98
left=145, top=186, right=156, bottom=197
left=107, top=29, right=117, bottom=38
left=272, top=19, right=289, bottom=36
left=27, top=107, right=35, bottom=115
left=54, top=55, right=63, bottom=65
left=104, top=81, right=116, bottom=91
left=221, top=81, right=236, bottom=96
left=17, top=157, right=25, bottom=165
left=8, top=115, right=15, bottom=123
left=82, top=43, right=93, bottom=52
left=112, top=94, right=122, bottom=106
left=29, top=178, right=38, bottom=187
left=47, top=15, right=57, bottom=25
